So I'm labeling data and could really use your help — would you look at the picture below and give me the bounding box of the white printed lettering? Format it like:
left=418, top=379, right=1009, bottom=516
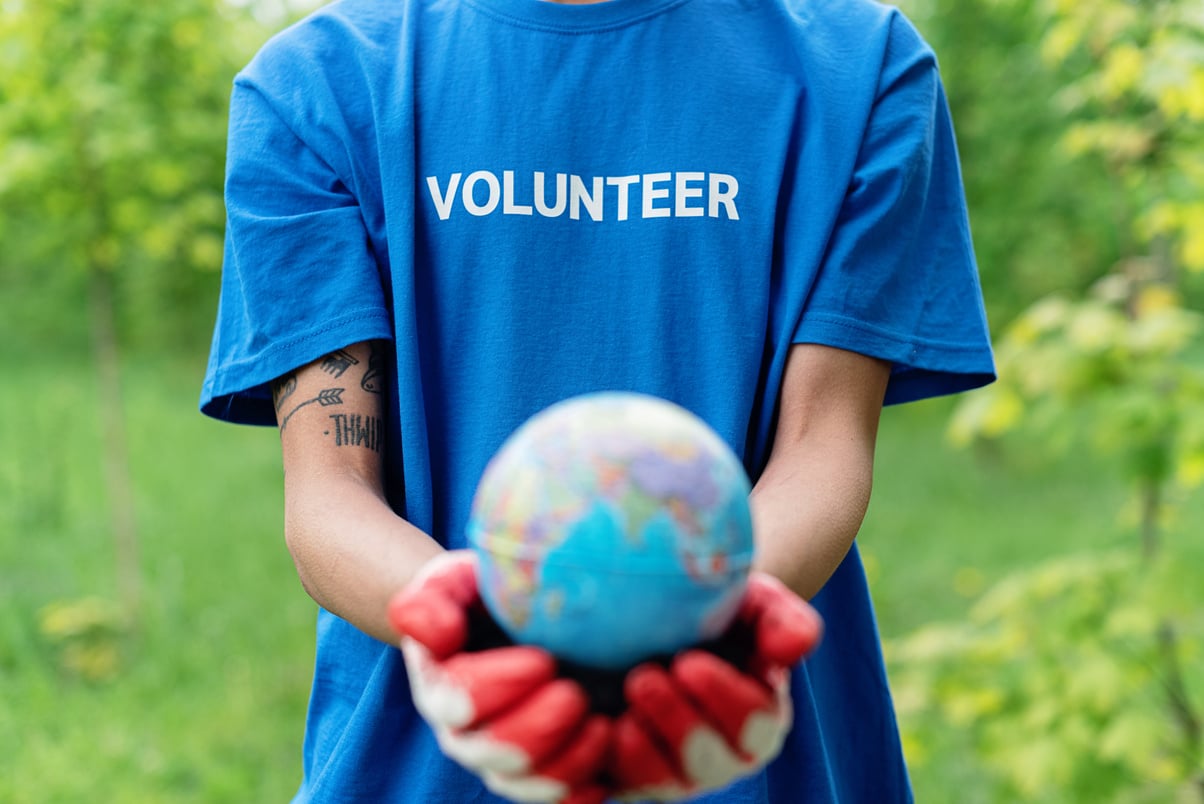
left=463, top=170, right=500, bottom=217
left=427, top=173, right=462, bottom=221
left=607, top=175, right=639, bottom=221
left=534, top=172, right=567, bottom=218
left=570, top=175, right=604, bottom=222
left=675, top=172, right=705, bottom=218
left=709, top=174, right=739, bottom=220
left=503, top=171, right=533, bottom=216
left=425, top=170, right=742, bottom=222
left=642, top=172, right=672, bottom=219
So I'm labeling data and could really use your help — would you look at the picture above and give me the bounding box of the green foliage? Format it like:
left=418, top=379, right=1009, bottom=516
left=37, top=596, right=129, bottom=682
left=900, top=0, right=1204, bottom=326
left=887, top=544, right=1204, bottom=802
left=1031, top=0, right=1204, bottom=276
left=900, top=3, right=1204, bottom=799
left=950, top=277, right=1204, bottom=497
left=897, top=0, right=1121, bottom=323
left=0, top=0, right=265, bottom=354
left=936, top=252, right=1204, bottom=803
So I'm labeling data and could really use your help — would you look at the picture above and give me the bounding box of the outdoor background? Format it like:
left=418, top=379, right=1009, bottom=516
left=2, top=0, right=1202, bottom=801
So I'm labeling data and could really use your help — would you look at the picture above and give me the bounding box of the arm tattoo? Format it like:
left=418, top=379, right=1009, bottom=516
left=279, top=388, right=345, bottom=432
left=272, top=373, right=298, bottom=412
left=325, top=413, right=384, bottom=453
left=321, top=349, right=359, bottom=378
left=361, top=342, right=385, bottom=394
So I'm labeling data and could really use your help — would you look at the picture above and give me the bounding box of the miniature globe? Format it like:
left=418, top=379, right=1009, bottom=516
left=467, top=392, right=755, bottom=670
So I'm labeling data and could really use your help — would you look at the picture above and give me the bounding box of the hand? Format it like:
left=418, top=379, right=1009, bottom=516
left=387, top=551, right=612, bottom=804
left=606, top=572, right=823, bottom=800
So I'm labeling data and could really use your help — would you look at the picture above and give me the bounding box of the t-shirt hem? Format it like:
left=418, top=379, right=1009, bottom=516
left=793, top=311, right=996, bottom=406
left=200, top=309, right=393, bottom=426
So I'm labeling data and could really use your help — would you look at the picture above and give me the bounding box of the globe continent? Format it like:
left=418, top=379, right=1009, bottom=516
left=467, top=392, right=755, bottom=670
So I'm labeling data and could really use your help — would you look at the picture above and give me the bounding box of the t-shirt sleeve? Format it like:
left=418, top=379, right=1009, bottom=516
left=200, top=77, right=392, bottom=426
left=794, top=16, right=996, bottom=406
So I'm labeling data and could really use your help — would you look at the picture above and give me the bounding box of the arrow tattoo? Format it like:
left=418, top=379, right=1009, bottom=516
left=280, top=388, right=345, bottom=431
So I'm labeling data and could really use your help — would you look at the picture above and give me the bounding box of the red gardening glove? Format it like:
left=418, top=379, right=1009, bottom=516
left=388, top=551, right=612, bottom=804
left=606, top=572, right=823, bottom=800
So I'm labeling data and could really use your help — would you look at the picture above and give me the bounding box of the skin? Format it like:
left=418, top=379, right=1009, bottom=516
left=749, top=344, right=890, bottom=599
left=272, top=340, right=442, bottom=644
left=273, top=340, right=889, bottom=644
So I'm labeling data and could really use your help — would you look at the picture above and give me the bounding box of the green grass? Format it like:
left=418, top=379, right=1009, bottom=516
left=1, top=353, right=312, bottom=802
left=861, top=396, right=1142, bottom=639
left=865, top=395, right=1204, bottom=635
left=863, top=398, right=1204, bottom=803
left=3, top=354, right=1200, bottom=801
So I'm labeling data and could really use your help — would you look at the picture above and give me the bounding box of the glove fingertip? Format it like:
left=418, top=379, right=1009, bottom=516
left=670, top=650, right=781, bottom=750
left=386, top=591, right=410, bottom=634
left=608, top=713, right=680, bottom=790
left=532, top=714, right=612, bottom=788
left=436, top=646, right=559, bottom=726
left=623, top=662, right=671, bottom=703
left=740, top=576, right=822, bottom=663
left=671, top=649, right=735, bottom=684
left=734, top=572, right=783, bottom=619
left=429, top=551, right=485, bottom=606
left=560, top=785, right=609, bottom=804
left=450, top=645, right=558, bottom=686
left=391, top=595, right=469, bottom=658
left=758, top=603, right=823, bottom=666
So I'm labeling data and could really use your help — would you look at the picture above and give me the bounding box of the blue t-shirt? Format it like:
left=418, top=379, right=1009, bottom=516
left=201, top=0, right=995, bottom=801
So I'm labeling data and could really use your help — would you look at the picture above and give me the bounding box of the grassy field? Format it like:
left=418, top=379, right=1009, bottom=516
left=861, top=396, right=1140, bottom=637
left=2, top=352, right=1198, bottom=801
left=1, top=354, right=312, bottom=802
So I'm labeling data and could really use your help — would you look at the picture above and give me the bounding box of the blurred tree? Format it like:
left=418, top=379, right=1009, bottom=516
left=903, top=279, right=1204, bottom=801
left=947, top=0, right=1204, bottom=579
left=901, top=0, right=1204, bottom=327
left=0, top=0, right=264, bottom=620
left=0, top=0, right=264, bottom=355
left=892, top=0, right=1204, bottom=799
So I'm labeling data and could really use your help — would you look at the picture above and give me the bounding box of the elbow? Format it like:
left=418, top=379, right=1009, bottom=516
left=281, top=501, right=335, bottom=611
left=283, top=518, right=318, bottom=604
left=750, top=447, right=876, bottom=599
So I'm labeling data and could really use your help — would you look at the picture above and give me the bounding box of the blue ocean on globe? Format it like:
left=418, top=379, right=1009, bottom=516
left=468, top=392, right=755, bottom=670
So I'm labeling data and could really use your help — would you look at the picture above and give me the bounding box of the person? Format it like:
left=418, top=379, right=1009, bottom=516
left=199, top=0, right=995, bottom=800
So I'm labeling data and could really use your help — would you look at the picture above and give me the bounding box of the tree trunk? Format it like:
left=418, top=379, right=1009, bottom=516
left=88, top=267, right=141, bottom=623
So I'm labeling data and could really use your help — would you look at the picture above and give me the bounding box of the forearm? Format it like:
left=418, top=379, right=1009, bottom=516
left=272, top=340, right=443, bottom=644
left=283, top=467, right=444, bottom=643
left=748, top=437, right=874, bottom=600
left=747, top=341, right=889, bottom=600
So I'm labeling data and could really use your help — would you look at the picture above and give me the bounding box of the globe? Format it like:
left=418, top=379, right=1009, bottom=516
left=467, top=392, right=755, bottom=670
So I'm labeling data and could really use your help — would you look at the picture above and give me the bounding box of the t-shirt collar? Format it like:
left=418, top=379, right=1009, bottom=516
left=463, top=0, right=692, bottom=32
